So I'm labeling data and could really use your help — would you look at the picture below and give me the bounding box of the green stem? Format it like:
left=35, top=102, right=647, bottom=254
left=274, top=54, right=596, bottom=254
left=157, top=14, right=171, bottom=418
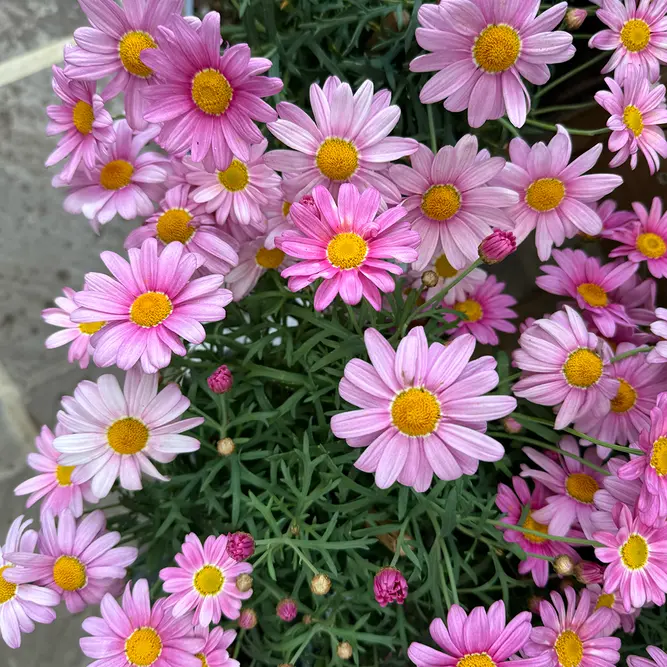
left=488, top=520, right=602, bottom=546
left=440, top=539, right=459, bottom=605
left=427, top=104, right=437, bottom=153
left=498, top=117, right=520, bottom=139
left=345, top=303, right=362, bottom=336
left=535, top=51, right=608, bottom=99
left=523, top=118, right=609, bottom=136
left=609, top=345, right=651, bottom=364
left=531, top=101, right=598, bottom=117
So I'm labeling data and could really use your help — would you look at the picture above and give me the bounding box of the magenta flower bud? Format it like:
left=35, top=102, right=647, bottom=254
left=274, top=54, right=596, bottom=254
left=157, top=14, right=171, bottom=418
left=299, top=194, right=317, bottom=213
left=238, top=608, right=257, bottom=629
left=207, top=365, right=233, bottom=394
left=479, top=229, right=516, bottom=264
left=574, top=561, right=604, bottom=585
left=226, top=532, right=255, bottom=561
left=503, top=417, right=523, bottom=435
left=373, top=567, right=408, bottom=607
left=276, top=598, right=298, bottom=622
left=565, top=8, right=587, bottom=30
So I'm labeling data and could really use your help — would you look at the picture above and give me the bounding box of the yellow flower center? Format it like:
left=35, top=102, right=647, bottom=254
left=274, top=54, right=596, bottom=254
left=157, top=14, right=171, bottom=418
left=130, top=292, right=173, bottom=328
left=125, top=627, right=163, bottom=666
left=52, top=555, right=87, bottom=591
left=595, top=593, right=616, bottom=610
left=562, top=348, right=603, bottom=388
left=100, top=159, right=134, bottom=190
left=327, top=232, right=368, bottom=269
left=282, top=201, right=292, bottom=217
left=107, top=417, right=149, bottom=455
left=217, top=159, right=249, bottom=192
left=454, top=299, right=483, bottom=323
left=78, top=321, right=106, bottom=335
left=620, top=19, right=651, bottom=52
left=637, top=232, right=666, bottom=259
left=522, top=513, right=549, bottom=544
left=119, top=31, right=157, bottom=78
left=456, top=653, right=496, bottom=667
left=565, top=473, right=599, bottom=504
left=620, top=533, right=649, bottom=570
left=191, top=69, right=234, bottom=115
left=0, top=565, right=17, bottom=604
left=473, top=24, right=521, bottom=73
left=156, top=209, right=195, bottom=245
left=526, top=178, right=566, bottom=212
left=56, top=465, right=76, bottom=486
left=421, top=184, right=461, bottom=221
left=623, top=105, right=644, bottom=137
left=554, top=630, right=583, bottom=667
left=391, top=387, right=441, bottom=437
left=255, top=247, right=285, bottom=269
left=315, top=138, right=359, bottom=181
left=193, top=565, right=224, bottom=596
left=434, top=254, right=458, bottom=279
left=577, top=283, right=608, bottom=308
left=196, top=653, right=209, bottom=667
left=610, top=378, right=637, bottom=413
left=72, top=100, right=94, bottom=135
left=650, top=436, right=667, bottom=476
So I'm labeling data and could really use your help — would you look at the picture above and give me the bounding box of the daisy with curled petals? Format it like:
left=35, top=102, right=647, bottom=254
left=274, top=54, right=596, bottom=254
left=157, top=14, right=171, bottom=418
left=124, top=185, right=239, bottom=276
left=331, top=326, right=516, bottom=491
left=585, top=584, right=640, bottom=635
left=46, top=64, right=113, bottom=182
left=408, top=600, right=541, bottom=667
left=266, top=76, right=418, bottom=203
left=523, top=587, right=620, bottom=667
left=629, top=647, right=667, bottom=667
left=5, top=510, right=137, bottom=614
left=607, top=274, right=659, bottom=347
left=71, top=238, right=232, bottom=373
left=79, top=579, right=205, bottom=667
left=142, top=12, right=283, bottom=171
left=589, top=0, right=667, bottom=83
left=410, top=0, right=574, bottom=128
left=649, top=308, right=667, bottom=363
left=193, top=626, right=240, bottom=667
left=160, top=533, right=252, bottom=625
left=595, top=199, right=635, bottom=239
left=512, top=306, right=619, bottom=430
left=493, top=125, right=623, bottom=261
left=496, top=477, right=579, bottom=587
left=277, top=184, right=420, bottom=311
left=0, top=516, right=60, bottom=649
left=387, top=138, right=518, bottom=270
left=408, top=254, right=487, bottom=305
left=591, top=458, right=641, bottom=533
left=53, top=367, right=203, bottom=500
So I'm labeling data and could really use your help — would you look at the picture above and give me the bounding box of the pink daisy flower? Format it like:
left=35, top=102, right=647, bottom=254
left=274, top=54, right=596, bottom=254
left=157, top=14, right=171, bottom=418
left=14, top=424, right=97, bottom=518
left=493, top=125, right=623, bottom=261
left=193, top=626, right=240, bottom=667
left=595, top=199, right=636, bottom=239
left=79, top=579, right=205, bottom=667
left=64, top=0, right=184, bottom=130
left=410, top=0, right=574, bottom=128
left=71, top=238, right=232, bottom=373
left=649, top=308, right=667, bottom=363
left=595, top=66, right=667, bottom=173
left=536, top=249, right=638, bottom=338
left=408, top=256, right=487, bottom=306
left=496, top=476, right=579, bottom=587
left=585, top=584, right=640, bottom=635
left=605, top=275, right=659, bottom=348
left=594, top=503, right=667, bottom=611
left=124, top=185, right=239, bottom=276
left=45, top=64, right=114, bottom=182
left=589, top=0, right=667, bottom=83
left=264, top=188, right=297, bottom=250
left=513, top=306, right=619, bottom=430
left=277, top=184, right=419, bottom=311
left=159, top=533, right=252, bottom=625
left=42, top=287, right=105, bottom=369
left=331, top=326, right=516, bottom=490
left=629, top=647, right=667, bottom=667
left=387, top=138, right=518, bottom=270
left=53, top=367, right=203, bottom=499
left=0, top=516, right=59, bottom=649
left=591, top=458, right=642, bottom=532
left=407, top=600, right=541, bottom=667
left=5, top=509, right=137, bottom=614
left=56, top=120, right=167, bottom=229
left=266, top=76, right=418, bottom=203
left=142, top=12, right=283, bottom=171
left=523, top=587, right=621, bottom=667
left=609, top=197, right=667, bottom=278
left=442, top=274, right=517, bottom=346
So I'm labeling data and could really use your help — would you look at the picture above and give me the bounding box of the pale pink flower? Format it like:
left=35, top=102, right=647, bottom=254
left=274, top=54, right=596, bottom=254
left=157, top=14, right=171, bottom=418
left=585, top=584, right=640, bottom=635
left=607, top=274, right=659, bottom=347
left=629, top=647, right=667, bottom=667
left=591, top=458, right=642, bottom=532
left=595, top=199, right=636, bottom=239
left=264, top=188, right=298, bottom=250
left=193, top=626, right=240, bottom=667
left=649, top=307, right=667, bottom=363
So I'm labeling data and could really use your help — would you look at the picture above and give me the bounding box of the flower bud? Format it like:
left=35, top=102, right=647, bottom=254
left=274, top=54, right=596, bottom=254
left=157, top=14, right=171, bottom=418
left=528, top=595, right=543, bottom=614
left=236, top=574, right=253, bottom=593
left=289, top=522, right=300, bottom=536
left=217, top=437, right=235, bottom=456
left=421, top=270, right=439, bottom=288
left=565, top=8, right=587, bottom=30
left=479, top=229, right=516, bottom=264
left=503, top=417, right=523, bottom=434
left=303, top=614, right=313, bottom=625
left=276, top=598, right=298, bottom=622
left=238, top=608, right=257, bottom=629
left=310, top=573, right=331, bottom=596
left=207, top=365, right=233, bottom=393
left=337, top=642, right=353, bottom=660
left=574, top=561, right=604, bottom=585
left=227, top=532, right=255, bottom=561
left=374, top=567, right=408, bottom=607
left=299, top=194, right=317, bottom=214
left=553, top=554, right=574, bottom=576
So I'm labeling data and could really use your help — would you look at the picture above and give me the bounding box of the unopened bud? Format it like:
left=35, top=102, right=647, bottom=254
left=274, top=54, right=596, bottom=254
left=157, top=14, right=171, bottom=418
left=276, top=598, right=298, bottom=622
left=217, top=437, right=235, bottom=456
left=303, top=614, right=313, bottom=625
left=289, top=522, right=300, bottom=536
left=337, top=642, right=353, bottom=660
left=553, top=554, right=574, bottom=576
left=207, top=365, right=233, bottom=393
left=310, top=573, right=331, bottom=596
left=236, top=574, right=253, bottom=593
left=238, top=608, right=257, bottom=629
left=528, top=595, right=543, bottom=614
left=574, top=561, right=604, bottom=585
left=503, top=417, right=523, bottom=434
left=565, top=8, right=587, bottom=30
left=479, top=229, right=516, bottom=264
left=421, top=270, right=438, bottom=288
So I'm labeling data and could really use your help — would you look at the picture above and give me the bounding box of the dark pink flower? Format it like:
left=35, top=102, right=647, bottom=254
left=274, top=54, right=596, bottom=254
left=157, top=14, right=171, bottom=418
left=374, top=567, right=407, bottom=607
left=208, top=366, right=234, bottom=394
left=226, top=532, right=254, bottom=561
left=276, top=598, right=297, bottom=622
left=479, top=229, right=516, bottom=264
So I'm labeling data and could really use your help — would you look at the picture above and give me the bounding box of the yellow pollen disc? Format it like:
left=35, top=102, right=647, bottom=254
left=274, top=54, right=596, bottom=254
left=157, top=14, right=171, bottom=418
left=637, top=232, right=667, bottom=259
left=595, top=593, right=616, bottom=610
left=72, top=100, right=94, bottom=135
left=391, top=387, right=441, bottom=437
left=620, top=533, right=649, bottom=570
left=130, top=291, right=173, bottom=328
left=554, top=630, right=583, bottom=667
left=156, top=208, right=195, bottom=245
left=196, top=653, right=209, bottom=667
left=562, top=348, right=603, bottom=388
left=0, top=565, right=17, bottom=604
left=650, top=436, right=667, bottom=476
left=421, top=184, right=462, bottom=221
left=327, top=232, right=368, bottom=269
left=194, top=565, right=224, bottom=596
left=577, top=283, right=608, bottom=308
left=526, top=178, right=565, bottom=212
left=282, top=201, right=292, bottom=217
left=125, top=627, right=163, bottom=667
left=620, top=19, right=651, bottom=52
left=217, top=159, right=249, bottom=192
left=107, top=417, right=149, bottom=455
left=610, top=378, right=637, bottom=413
left=522, top=513, right=549, bottom=544
left=315, top=138, right=359, bottom=181
left=623, top=105, right=644, bottom=137
left=192, top=69, right=234, bottom=116
left=56, top=465, right=75, bottom=486
left=100, top=159, right=134, bottom=190
left=454, top=299, right=483, bottom=323
left=456, top=653, right=496, bottom=667
left=565, top=473, right=599, bottom=504
left=434, top=254, right=458, bottom=279
left=473, top=24, right=521, bottom=73
left=78, top=321, right=106, bottom=335
left=52, top=555, right=87, bottom=591
left=255, top=247, right=285, bottom=269
left=119, top=31, right=157, bottom=78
